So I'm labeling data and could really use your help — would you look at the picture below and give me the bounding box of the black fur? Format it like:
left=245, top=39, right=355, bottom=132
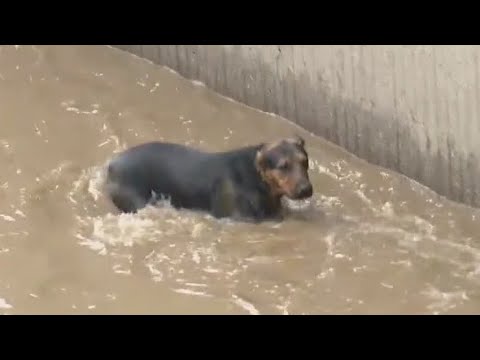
left=105, top=141, right=283, bottom=222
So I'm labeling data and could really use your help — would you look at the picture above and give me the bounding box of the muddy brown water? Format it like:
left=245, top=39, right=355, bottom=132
left=1, top=45, right=480, bottom=314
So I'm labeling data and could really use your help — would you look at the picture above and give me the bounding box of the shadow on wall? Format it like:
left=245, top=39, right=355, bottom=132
left=115, top=45, right=480, bottom=208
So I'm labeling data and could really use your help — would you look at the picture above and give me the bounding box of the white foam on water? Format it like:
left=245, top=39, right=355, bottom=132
left=424, top=286, right=469, bottom=314
left=191, top=80, right=205, bottom=87
left=173, top=288, right=212, bottom=298
left=87, top=167, right=106, bottom=202
left=75, top=233, right=107, bottom=255
left=92, top=213, right=158, bottom=248
left=113, top=264, right=131, bottom=275
left=311, top=159, right=339, bottom=180
left=0, top=215, right=15, bottom=222
left=232, top=295, right=260, bottom=315
left=380, top=282, right=394, bottom=289
left=184, top=282, right=208, bottom=288
left=0, top=140, right=11, bottom=151
left=165, top=67, right=178, bottom=75
left=149, top=82, right=160, bottom=93
left=354, top=189, right=373, bottom=207
left=0, top=298, right=12, bottom=309
left=14, top=210, right=26, bottom=218
left=0, top=232, right=26, bottom=239
left=146, top=263, right=163, bottom=282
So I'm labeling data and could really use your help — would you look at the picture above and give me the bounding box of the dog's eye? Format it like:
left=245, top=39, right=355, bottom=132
left=278, top=162, right=290, bottom=171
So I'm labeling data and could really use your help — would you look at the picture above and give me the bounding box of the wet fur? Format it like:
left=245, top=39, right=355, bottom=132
left=105, top=138, right=311, bottom=222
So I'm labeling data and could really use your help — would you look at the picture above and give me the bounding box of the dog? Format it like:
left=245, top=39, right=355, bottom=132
left=105, top=136, right=313, bottom=222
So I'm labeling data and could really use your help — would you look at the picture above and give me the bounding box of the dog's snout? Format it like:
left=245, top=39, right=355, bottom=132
left=296, top=182, right=313, bottom=198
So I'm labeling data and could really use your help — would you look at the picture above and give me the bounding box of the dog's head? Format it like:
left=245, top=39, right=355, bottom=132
left=255, top=135, right=313, bottom=200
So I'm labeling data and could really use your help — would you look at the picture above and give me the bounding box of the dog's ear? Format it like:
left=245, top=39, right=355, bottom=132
left=255, top=144, right=268, bottom=168
left=287, top=134, right=305, bottom=148
left=255, top=143, right=276, bottom=170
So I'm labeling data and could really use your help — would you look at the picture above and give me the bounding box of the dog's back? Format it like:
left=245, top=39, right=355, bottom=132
left=106, top=141, right=224, bottom=212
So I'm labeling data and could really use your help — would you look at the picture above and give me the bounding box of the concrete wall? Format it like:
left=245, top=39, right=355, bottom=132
left=114, top=45, right=480, bottom=208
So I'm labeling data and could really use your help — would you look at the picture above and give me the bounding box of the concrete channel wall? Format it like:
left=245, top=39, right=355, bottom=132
left=114, top=45, right=480, bottom=208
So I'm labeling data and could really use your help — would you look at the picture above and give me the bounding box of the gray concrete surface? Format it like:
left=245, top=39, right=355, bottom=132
left=114, top=45, right=480, bottom=208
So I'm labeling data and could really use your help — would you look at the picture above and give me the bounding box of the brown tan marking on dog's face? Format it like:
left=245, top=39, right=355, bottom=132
left=255, top=135, right=313, bottom=200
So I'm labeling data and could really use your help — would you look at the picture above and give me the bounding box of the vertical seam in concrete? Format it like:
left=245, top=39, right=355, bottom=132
left=194, top=45, right=200, bottom=80
left=222, top=47, right=228, bottom=98
left=357, top=45, right=365, bottom=158
left=422, top=47, right=432, bottom=159
left=410, top=48, right=421, bottom=181
left=351, top=45, right=358, bottom=154
left=260, top=47, right=269, bottom=112
left=280, top=47, right=289, bottom=119
left=175, top=45, right=182, bottom=76
left=444, top=51, right=453, bottom=201
left=241, top=53, right=248, bottom=105
left=273, top=46, right=281, bottom=117
left=391, top=50, right=399, bottom=170
left=292, top=45, right=300, bottom=129
left=473, top=51, right=480, bottom=205
left=340, top=50, right=348, bottom=150
left=455, top=79, right=463, bottom=202
left=368, top=46, right=376, bottom=161
left=432, top=47, right=442, bottom=194
left=331, top=48, right=340, bottom=145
